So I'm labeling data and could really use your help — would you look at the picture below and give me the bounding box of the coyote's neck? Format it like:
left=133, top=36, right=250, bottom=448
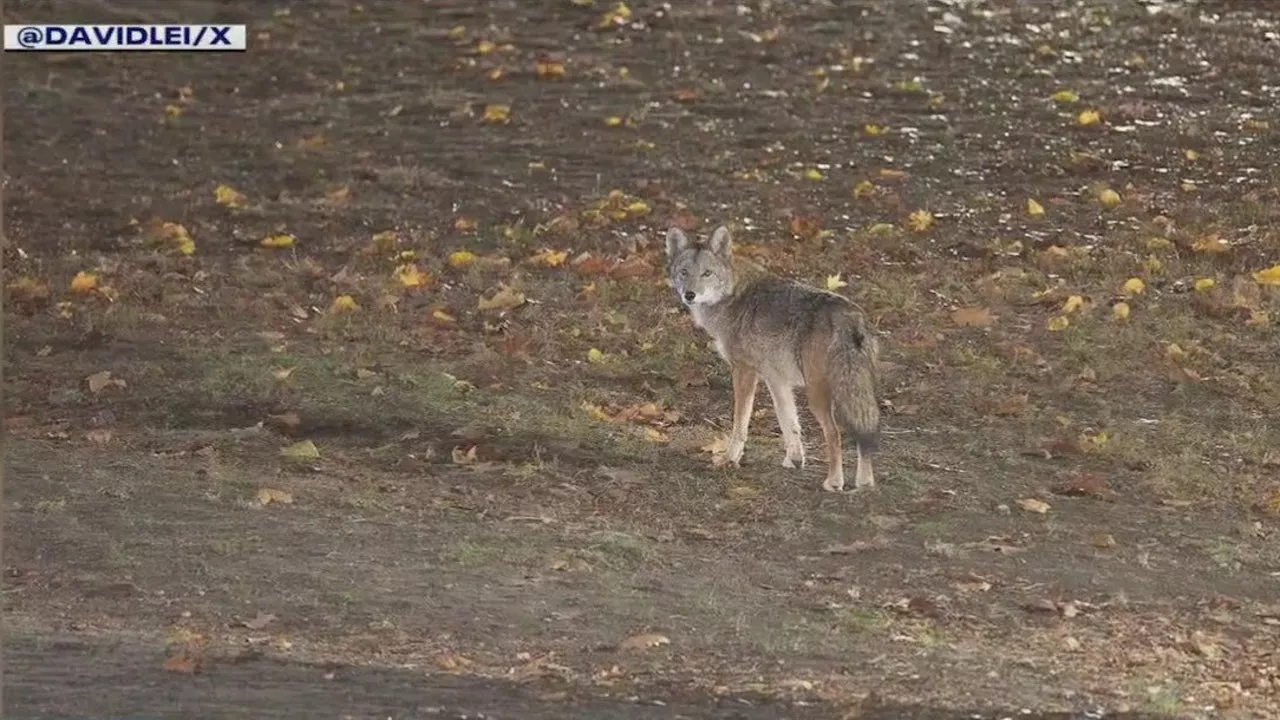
left=689, top=255, right=767, bottom=333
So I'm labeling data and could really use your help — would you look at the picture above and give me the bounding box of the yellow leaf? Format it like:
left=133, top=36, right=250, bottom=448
left=867, top=222, right=897, bottom=235
left=255, top=488, right=294, bottom=506
left=215, top=183, right=247, bottom=208
left=1026, top=198, right=1045, bottom=217
left=260, top=234, right=296, bottom=249
left=163, top=104, right=183, bottom=120
left=1191, top=235, right=1229, bottom=254
left=70, top=271, right=98, bottom=293
left=1097, top=189, right=1121, bottom=209
left=804, top=168, right=824, bottom=181
left=1049, top=90, right=1079, bottom=104
left=598, top=2, right=632, bottom=29
left=604, top=115, right=624, bottom=127
left=529, top=249, right=568, bottom=267
left=1193, top=278, right=1216, bottom=292
left=581, top=402, right=612, bottom=423
left=586, top=348, right=605, bottom=364
left=1184, top=149, right=1200, bottom=161
left=535, top=60, right=566, bottom=79
left=1062, top=295, right=1084, bottom=313
left=1047, top=316, right=1070, bottom=331
left=626, top=200, right=650, bottom=216
left=331, top=295, right=359, bottom=313
left=448, top=250, right=477, bottom=269
left=394, top=263, right=428, bottom=288
left=1112, top=302, right=1130, bottom=321
left=432, top=309, right=457, bottom=324
left=1144, top=255, right=1164, bottom=274
left=825, top=274, right=848, bottom=291
left=1016, top=498, right=1051, bottom=514
left=905, top=209, right=934, bottom=232
left=1251, top=264, right=1280, bottom=286
left=1247, top=310, right=1270, bottom=327
left=475, top=40, right=495, bottom=55
left=482, top=104, right=511, bottom=124
left=477, top=285, right=525, bottom=312
left=1077, top=109, right=1101, bottom=126
left=1121, top=278, right=1145, bottom=296
left=863, top=123, right=888, bottom=137
left=454, top=217, right=476, bottom=232
left=371, top=230, right=398, bottom=253
left=1146, top=237, right=1174, bottom=251
left=448, top=25, right=467, bottom=39
left=325, top=185, right=351, bottom=206
left=700, top=435, right=729, bottom=455
left=451, top=446, right=479, bottom=465
left=852, top=180, right=876, bottom=199
left=280, top=440, right=320, bottom=461
left=644, top=428, right=669, bottom=444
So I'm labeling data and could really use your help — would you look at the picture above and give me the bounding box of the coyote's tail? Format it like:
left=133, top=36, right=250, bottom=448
left=827, top=312, right=881, bottom=454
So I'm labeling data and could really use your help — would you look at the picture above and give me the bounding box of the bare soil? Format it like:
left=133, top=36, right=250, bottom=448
left=4, top=1, right=1279, bottom=718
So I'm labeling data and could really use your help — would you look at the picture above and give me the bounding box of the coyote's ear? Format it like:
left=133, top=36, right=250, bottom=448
left=665, top=227, right=690, bottom=257
left=708, top=225, right=732, bottom=257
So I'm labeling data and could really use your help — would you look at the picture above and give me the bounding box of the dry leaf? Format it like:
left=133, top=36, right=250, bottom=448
left=1097, top=188, right=1121, bottom=208
left=1253, top=264, right=1280, bottom=287
left=451, top=446, right=479, bottom=465
left=261, top=234, right=296, bottom=249
left=1121, top=278, right=1145, bottom=296
left=1046, top=316, right=1070, bottom=331
left=256, top=488, right=294, bottom=506
left=905, top=209, right=934, bottom=232
left=70, top=271, right=98, bottom=294
left=1062, top=295, right=1084, bottom=313
left=279, top=440, right=320, bottom=461
left=482, top=104, right=511, bottom=124
left=951, top=306, right=994, bottom=327
left=1016, top=498, right=1051, bottom=514
left=330, top=295, right=359, bottom=313
left=477, top=285, right=526, bottom=312
left=215, top=184, right=247, bottom=208
left=1112, top=302, right=1131, bottom=321
left=620, top=632, right=670, bottom=651
left=1026, top=198, right=1046, bottom=217
left=86, top=370, right=116, bottom=394
left=163, top=653, right=202, bottom=675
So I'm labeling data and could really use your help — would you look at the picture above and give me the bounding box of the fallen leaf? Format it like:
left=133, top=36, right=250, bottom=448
left=70, top=271, right=98, bottom=294
left=1112, top=302, right=1131, bottom=321
left=1077, top=109, right=1101, bottom=126
left=1091, top=533, right=1117, bottom=549
left=951, top=306, right=994, bottom=328
left=261, top=234, right=296, bottom=249
left=1253, top=264, right=1280, bottom=287
left=804, top=168, right=824, bottom=181
left=529, top=249, right=568, bottom=267
left=620, top=633, right=670, bottom=651
left=266, top=412, right=302, bottom=433
left=535, top=59, right=566, bottom=79
left=451, top=446, right=479, bottom=465
left=1121, top=277, right=1145, bottom=296
left=825, top=274, right=848, bottom=291
left=1046, top=316, right=1070, bottom=331
left=1194, top=278, right=1216, bottom=292
left=582, top=402, right=613, bottom=423
left=1097, top=188, right=1121, bottom=208
left=85, top=429, right=113, bottom=445
left=279, top=440, right=320, bottom=461
left=905, top=209, right=934, bottom=232
left=86, top=370, right=121, bottom=394
left=700, top=435, right=729, bottom=455
left=1050, top=89, right=1079, bottom=104
left=240, top=612, right=277, bottom=630
left=330, top=295, right=358, bottom=313
left=394, top=263, right=429, bottom=288
left=1191, top=235, right=1229, bottom=254
left=449, top=250, right=477, bottom=269
left=1051, top=474, right=1111, bottom=498
left=586, top=348, right=605, bottom=364
left=477, top=285, right=526, bottom=312
left=215, top=183, right=247, bottom=208
left=482, top=104, right=511, bottom=124
left=163, top=653, right=202, bottom=675
left=1062, top=295, right=1085, bottom=313
left=272, top=366, right=296, bottom=381
left=252, top=488, right=295, bottom=509
left=852, top=180, right=876, bottom=199
left=1026, top=198, right=1046, bottom=217
left=1016, top=498, right=1051, bottom=514
left=644, top=428, right=669, bottom=444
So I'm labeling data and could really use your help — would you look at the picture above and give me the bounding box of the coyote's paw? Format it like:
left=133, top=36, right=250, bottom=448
left=821, top=476, right=845, bottom=493
left=726, top=438, right=746, bottom=466
left=782, top=444, right=806, bottom=469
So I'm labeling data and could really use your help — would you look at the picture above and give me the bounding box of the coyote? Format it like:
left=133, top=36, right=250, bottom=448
left=665, top=225, right=880, bottom=491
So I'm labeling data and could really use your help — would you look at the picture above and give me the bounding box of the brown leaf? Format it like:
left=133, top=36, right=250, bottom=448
left=671, top=88, right=699, bottom=103
left=255, top=488, right=294, bottom=506
left=240, top=612, right=277, bottom=630
left=950, top=306, right=995, bottom=327
left=451, top=446, right=479, bottom=465
left=85, top=429, right=113, bottom=445
left=1016, top=498, right=1051, bottom=514
left=86, top=370, right=122, bottom=394
left=620, top=632, right=671, bottom=651
left=163, top=652, right=203, bottom=675
left=266, top=412, right=302, bottom=434
left=1050, top=474, right=1111, bottom=499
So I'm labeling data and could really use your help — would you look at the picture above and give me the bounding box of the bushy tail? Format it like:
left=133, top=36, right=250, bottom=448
left=827, top=313, right=881, bottom=454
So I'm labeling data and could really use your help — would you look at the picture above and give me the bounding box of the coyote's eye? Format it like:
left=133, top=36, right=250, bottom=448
left=680, top=269, right=688, bottom=277
left=701, top=270, right=712, bottom=278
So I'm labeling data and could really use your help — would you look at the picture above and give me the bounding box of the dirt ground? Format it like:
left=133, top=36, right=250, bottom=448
left=4, top=0, right=1279, bottom=718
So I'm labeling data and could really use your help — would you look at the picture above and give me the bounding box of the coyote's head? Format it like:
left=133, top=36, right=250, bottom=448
left=664, top=225, right=735, bottom=309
